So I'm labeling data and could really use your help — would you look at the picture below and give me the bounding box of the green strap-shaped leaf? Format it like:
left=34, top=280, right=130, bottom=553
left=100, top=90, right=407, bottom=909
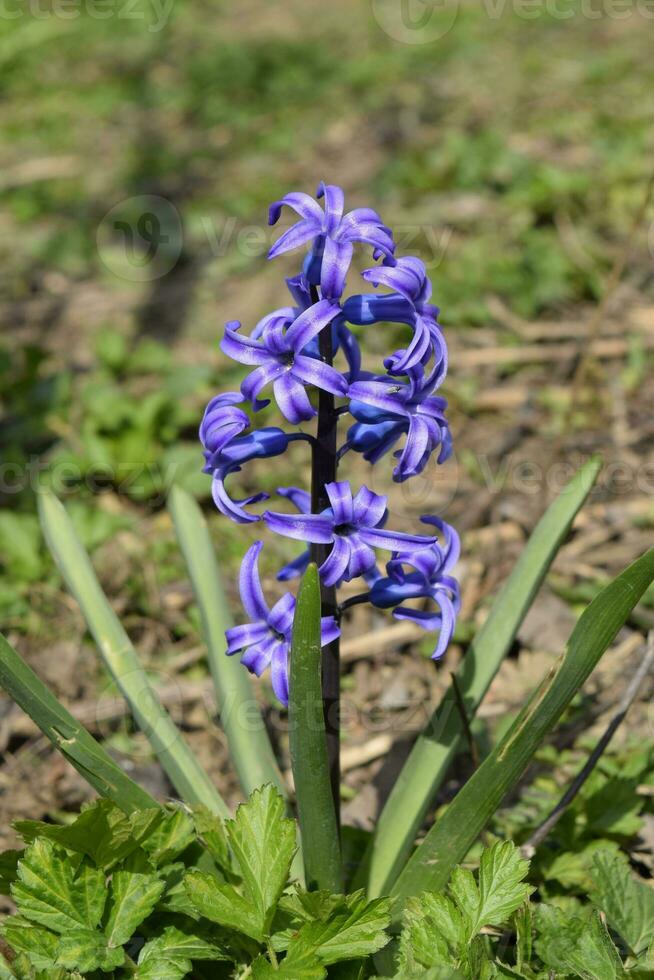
left=391, top=545, right=654, bottom=911
left=361, top=455, right=602, bottom=897
left=289, top=564, right=342, bottom=893
left=168, top=485, right=285, bottom=798
left=0, top=632, right=157, bottom=814
left=38, top=490, right=227, bottom=816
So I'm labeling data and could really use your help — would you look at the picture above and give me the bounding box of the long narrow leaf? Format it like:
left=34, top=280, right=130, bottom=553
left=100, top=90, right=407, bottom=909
left=0, top=632, right=157, bottom=813
left=391, top=545, right=654, bottom=913
left=289, top=564, right=342, bottom=892
left=38, top=490, right=228, bottom=816
left=361, top=455, right=602, bottom=897
left=168, top=485, right=285, bottom=798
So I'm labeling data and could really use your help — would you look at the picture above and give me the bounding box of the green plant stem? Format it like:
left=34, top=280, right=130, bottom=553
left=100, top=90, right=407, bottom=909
left=39, top=490, right=228, bottom=816
left=289, top=564, right=342, bottom=892
left=358, top=455, right=602, bottom=898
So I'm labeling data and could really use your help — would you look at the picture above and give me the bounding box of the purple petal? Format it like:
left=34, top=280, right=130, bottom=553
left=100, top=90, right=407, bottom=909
left=317, top=182, right=345, bottom=230
left=348, top=380, right=408, bottom=418
left=212, top=471, right=267, bottom=524
left=270, top=641, right=290, bottom=706
left=268, top=219, right=320, bottom=260
left=421, top=517, right=461, bottom=570
left=395, top=415, right=432, bottom=480
left=320, top=238, right=353, bottom=300
left=386, top=320, right=433, bottom=375
left=285, top=298, right=340, bottom=351
left=359, top=526, right=436, bottom=553
left=346, top=535, right=376, bottom=580
left=239, top=541, right=270, bottom=621
left=277, top=550, right=310, bottom=581
left=226, top=621, right=269, bottom=654
left=320, top=616, right=341, bottom=646
left=352, top=486, right=388, bottom=528
left=277, top=486, right=311, bottom=513
left=252, top=308, right=295, bottom=341
left=396, top=593, right=457, bottom=660
left=241, top=362, right=287, bottom=408
left=319, top=536, right=351, bottom=588
left=325, top=481, right=354, bottom=525
left=292, top=356, right=348, bottom=398
left=221, top=325, right=271, bottom=366
left=240, top=635, right=276, bottom=676
left=269, top=192, right=324, bottom=226
left=200, top=417, right=249, bottom=456
left=337, top=223, right=395, bottom=259
left=337, top=323, right=362, bottom=380
left=267, top=592, right=296, bottom=638
left=340, top=207, right=385, bottom=229
left=273, top=373, right=316, bottom=423
left=263, top=510, right=334, bottom=545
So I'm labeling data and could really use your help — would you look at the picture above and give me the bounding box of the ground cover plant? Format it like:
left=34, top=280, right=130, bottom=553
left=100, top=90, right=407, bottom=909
left=1, top=179, right=654, bottom=978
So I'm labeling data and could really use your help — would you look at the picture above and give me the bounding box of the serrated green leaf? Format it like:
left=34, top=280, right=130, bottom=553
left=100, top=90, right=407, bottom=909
left=467, top=841, right=533, bottom=935
left=134, top=923, right=227, bottom=979
left=397, top=894, right=456, bottom=971
left=141, top=808, right=196, bottom=866
left=0, top=916, right=59, bottom=971
left=543, top=839, right=620, bottom=891
left=55, top=928, right=124, bottom=973
left=14, top=800, right=162, bottom=870
left=11, top=840, right=105, bottom=936
left=535, top=905, right=627, bottom=979
left=285, top=894, right=391, bottom=966
left=584, top=778, right=643, bottom=837
left=104, top=865, right=165, bottom=948
left=589, top=849, right=654, bottom=957
left=226, top=785, right=296, bottom=935
left=191, top=805, right=230, bottom=871
left=251, top=954, right=325, bottom=979
left=183, top=870, right=264, bottom=942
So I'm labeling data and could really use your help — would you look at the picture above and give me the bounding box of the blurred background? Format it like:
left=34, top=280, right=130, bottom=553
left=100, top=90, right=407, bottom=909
left=1, top=0, right=654, bottom=841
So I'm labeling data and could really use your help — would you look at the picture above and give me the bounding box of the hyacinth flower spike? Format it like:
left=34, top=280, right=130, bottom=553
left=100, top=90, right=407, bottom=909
left=202, top=181, right=458, bottom=809
left=226, top=542, right=339, bottom=705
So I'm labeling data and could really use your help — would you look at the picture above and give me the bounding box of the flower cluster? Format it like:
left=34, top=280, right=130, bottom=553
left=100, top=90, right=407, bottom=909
left=201, top=183, right=460, bottom=704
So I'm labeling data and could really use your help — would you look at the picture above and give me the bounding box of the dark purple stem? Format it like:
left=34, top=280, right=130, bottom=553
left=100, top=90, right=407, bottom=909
left=309, top=283, right=341, bottom=824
